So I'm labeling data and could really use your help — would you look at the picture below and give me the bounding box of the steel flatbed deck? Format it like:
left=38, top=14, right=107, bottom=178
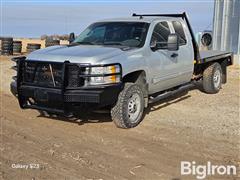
left=199, top=50, right=233, bottom=64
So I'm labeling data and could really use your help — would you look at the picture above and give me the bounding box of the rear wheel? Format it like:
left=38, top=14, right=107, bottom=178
left=202, top=62, right=222, bottom=94
left=111, top=83, right=144, bottom=128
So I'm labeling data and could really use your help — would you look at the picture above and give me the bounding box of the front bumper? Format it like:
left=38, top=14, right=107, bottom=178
left=11, top=81, right=122, bottom=114
left=10, top=57, right=123, bottom=114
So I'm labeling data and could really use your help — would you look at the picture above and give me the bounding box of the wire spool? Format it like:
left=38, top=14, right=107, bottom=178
left=13, top=41, right=22, bottom=54
left=201, top=33, right=212, bottom=47
left=1, top=37, right=13, bottom=56
left=45, top=39, right=60, bottom=47
left=27, top=43, right=41, bottom=53
left=200, top=31, right=213, bottom=50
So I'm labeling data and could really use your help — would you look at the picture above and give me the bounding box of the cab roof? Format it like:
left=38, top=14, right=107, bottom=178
left=97, top=16, right=183, bottom=23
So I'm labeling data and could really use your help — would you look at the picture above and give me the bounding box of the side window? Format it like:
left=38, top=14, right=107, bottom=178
left=150, top=21, right=170, bottom=49
left=172, top=21, right=187, bottom=45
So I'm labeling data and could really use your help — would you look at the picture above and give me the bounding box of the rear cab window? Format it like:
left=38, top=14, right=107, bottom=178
left=172, top=21, right=187, bottom=45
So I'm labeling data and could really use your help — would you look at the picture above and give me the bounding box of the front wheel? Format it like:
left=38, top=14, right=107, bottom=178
left=111, top=83, right=144, bottom=128
left=202, top=62, right=222, bottom=94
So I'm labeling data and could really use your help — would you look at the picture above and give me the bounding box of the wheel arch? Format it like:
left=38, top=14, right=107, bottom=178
left=194, top=57, right=230, bottom=83
left=122, top=70, right=148, bottom=98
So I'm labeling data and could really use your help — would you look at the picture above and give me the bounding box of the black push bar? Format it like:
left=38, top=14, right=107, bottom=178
left=14, top=57, right=122, bottom=113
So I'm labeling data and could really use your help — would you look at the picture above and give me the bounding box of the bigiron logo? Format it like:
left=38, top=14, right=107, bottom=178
left=181, top=161, right=237, bottom=179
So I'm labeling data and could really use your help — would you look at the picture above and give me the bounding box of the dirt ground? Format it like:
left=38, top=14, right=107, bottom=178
left=0, top=55, right=239, bottom=180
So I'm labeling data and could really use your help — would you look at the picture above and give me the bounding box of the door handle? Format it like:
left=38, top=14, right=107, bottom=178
left=171, top=53, right=178, bottom=58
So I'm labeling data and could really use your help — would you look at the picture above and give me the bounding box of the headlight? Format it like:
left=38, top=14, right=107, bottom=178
left=88, top=65, right=121, bottom=85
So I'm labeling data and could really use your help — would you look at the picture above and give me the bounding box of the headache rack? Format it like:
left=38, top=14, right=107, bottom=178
left=132, top=12, right=200, bottom=61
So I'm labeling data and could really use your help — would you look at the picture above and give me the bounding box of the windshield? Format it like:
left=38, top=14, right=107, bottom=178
left=74, top=22, right=149, bottom=48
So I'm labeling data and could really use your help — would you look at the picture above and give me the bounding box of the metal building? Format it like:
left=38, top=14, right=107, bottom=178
left=213, top=0, right=240, bottom=61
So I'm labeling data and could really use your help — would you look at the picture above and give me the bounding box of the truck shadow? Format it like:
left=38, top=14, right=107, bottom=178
left=38, top=83, right=200, bottom=125
left=145, top=92, right=191, bottom=113
left=37, top=110, right=113, bottom=125
left=142, top=81, right=202, bottom=119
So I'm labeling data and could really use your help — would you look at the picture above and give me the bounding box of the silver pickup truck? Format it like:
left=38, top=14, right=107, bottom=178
left=11, top=13, right=233, bottom=128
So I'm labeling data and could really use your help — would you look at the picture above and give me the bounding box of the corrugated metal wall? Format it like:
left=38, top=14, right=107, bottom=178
left=213, top=0, right=240, bottom=54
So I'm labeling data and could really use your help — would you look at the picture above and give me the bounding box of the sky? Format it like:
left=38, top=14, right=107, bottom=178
left=1, top=0, right=214, bottom=38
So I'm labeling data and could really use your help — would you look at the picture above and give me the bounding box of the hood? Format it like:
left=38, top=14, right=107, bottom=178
left=26, top=45, right=130, bottom=64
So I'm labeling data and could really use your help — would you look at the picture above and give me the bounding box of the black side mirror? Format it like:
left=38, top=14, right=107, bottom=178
left=167, top=34, right=179, bottom=51
left=69, top=32, right=75, bottom=43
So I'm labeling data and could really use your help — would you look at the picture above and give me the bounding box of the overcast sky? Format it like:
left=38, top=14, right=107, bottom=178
left=1, top=0, right=214, bottom=38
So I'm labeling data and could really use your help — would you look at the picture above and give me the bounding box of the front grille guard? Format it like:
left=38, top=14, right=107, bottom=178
left=13, top=57, right=122, bottom=113
left=23, top=61, right=64, bottom=88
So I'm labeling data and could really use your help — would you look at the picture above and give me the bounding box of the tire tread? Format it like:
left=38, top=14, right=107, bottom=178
left=111, top=83, right=144, bottom=128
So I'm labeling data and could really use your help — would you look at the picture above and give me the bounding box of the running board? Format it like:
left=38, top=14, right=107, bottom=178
left=149, top=83, right=194, bottom=104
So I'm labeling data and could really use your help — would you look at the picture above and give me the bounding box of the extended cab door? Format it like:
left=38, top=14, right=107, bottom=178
left=147, top=20, right=194, bottom=94
left=171, top=20, right=194, bottom=85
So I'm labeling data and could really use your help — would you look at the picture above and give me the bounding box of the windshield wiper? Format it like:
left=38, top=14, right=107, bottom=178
left=75, top=41, right=95, bottom=45
left=68, top=41, right=96, bottom=47
left=103, top=42, right=123, bottom=46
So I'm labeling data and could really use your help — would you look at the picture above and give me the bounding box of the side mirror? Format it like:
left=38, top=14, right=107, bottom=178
left=167, top=34, right=179, bottom=51
left=69, top=32, right=75, bottom=43
left=150, top=41, right=157, bottom=51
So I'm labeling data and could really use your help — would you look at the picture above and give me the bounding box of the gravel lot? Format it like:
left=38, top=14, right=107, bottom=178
left=0, top=56, right=239, bottom=180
